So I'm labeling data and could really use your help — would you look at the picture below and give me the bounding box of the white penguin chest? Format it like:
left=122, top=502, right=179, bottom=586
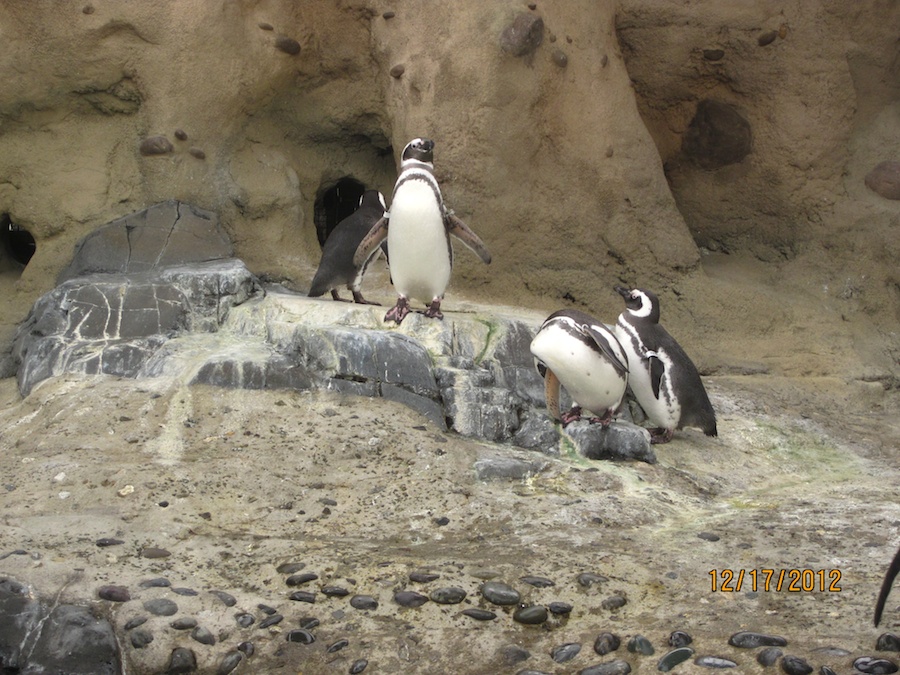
left=614, top=321, right=681, bottom=427
left=387, top=180, right=451, bottom=303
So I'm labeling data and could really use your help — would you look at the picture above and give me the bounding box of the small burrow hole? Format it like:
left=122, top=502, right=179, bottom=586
left=313, top=177, right=366, bottom=247
left=1, top=214, right=36, bottom=267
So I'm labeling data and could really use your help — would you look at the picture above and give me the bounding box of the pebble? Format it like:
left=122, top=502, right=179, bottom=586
left=669, top=631, right=693, bottom=648
left=781, top=655, right=813, bottom=675
left=729, top=632, right=787, bottom=648
left=210, top=590, right=237, bottom=607
left=167, top=647, right=196, bottom=673
left=98, top=585, right=130, bottom=602
left=174, top=129, right=188, bottom=141
left=289, top=591, right=317, bottom=603
left=500, top=12, right=544, bottom=57
left=323, top=586, right=350, bottom=597
left=235, top=613, right=255, bottom=627
left=189, top=147, right=206, bottom=160
left=217, top=650, right=242, bottom=675
left=350, top=595, right=378, bottom=610
left=658, top=647, right=694, bottom=672
left=695, top=655, right=738, bottom=668
left=258, top=604, right=276, bottom=615
left=130, top=628, right=153, bottom=648
left=144, top=598, right=178, bottom=616
left=481, top=581, right=520, bottom=605
left=865, top=161, right=900, bottom=200
left=551, top=49, right=568, bottom=67
left=602, top=594, right=627, bottom=610
left=409, top=572, right=440, bottom=583
left=394, top=590, right=429, bottom=608
left=172, top=587, right=198, bottom=597
left=350, top=659, right=368, bottom=673
left=594, top=632, right=621, bottom=655
left=287, top=572, right=319, bottom=586
left=277, top=562, right=305, bottom=574
left=430, top=586, right=467, bottom=604
left=139, top=136, right=173, bottom=156
left=299, top=617, right=320, bottom=629
left=191, top=626, right=216, bottom=645
left=327, top=638, right=349, bottom=653
left=758, top=30, right=778, bottom=46
left=462, top=608, right=497, bottom=621
left=274, top=35, right=301, bottom=55
left=257, top=22, right=273, bottom=31
left=757, top=647, right=784, bottom=666
left=819, top=667, right=837, bottom=675
left=853, top=657, right=899, bottom=674
left=627, top=634, right=654, bottom=655
left=170, top=617, right=197, bottom=630
left=502, top=645, right=530, bottom=665
left=237, top=641, right=254, bottom=656
left=551, top=642, right=582, bottom=663
left=382, top=10, right=395, bottom=19
left=140, top=577, right=171, bottom=588
left=521, top=575, right=555, bottom=588
left=549, top=601, right=573, bottom=615
left=698, top=532, right=720, bottom=541
left=286, top=628, right=316, bottom=644
left=578, top=660, right=632, bottom=675
left=703, top=49, right=725, bottom=61
left=96, top=537, right=124, bottom=547
left=577, top=572, right=609, bottom=587
left=513, top=605, right=548, bottom=625
left=124, top=617, right=147, bottom=630
left=258, top=613, right=283, bottom=629
left=878, top=634, right=900, bottom=651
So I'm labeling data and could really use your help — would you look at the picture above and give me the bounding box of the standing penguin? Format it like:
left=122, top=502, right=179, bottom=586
left=353, top=138, right=492, bottom=324
left=530, top=309, right=629, bottom=426
left=614, top=286, right=717, bottom=444
left=308, top=189, right=386, bottom=304
left=874, top=543, right=900, bottom=626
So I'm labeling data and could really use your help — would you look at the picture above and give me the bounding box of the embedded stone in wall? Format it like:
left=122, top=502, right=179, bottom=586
left=865, top=160, right=900, bottom=200
left=500, top=12, right=544, bottom=57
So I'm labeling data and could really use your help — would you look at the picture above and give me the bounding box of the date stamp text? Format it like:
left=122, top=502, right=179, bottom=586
left=709, top=569, right=842, bottom=593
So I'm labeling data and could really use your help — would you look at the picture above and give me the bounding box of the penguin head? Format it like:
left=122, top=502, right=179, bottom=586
left=401, top=138, right=435, bottom=165
left=615, top=286, right=660, bottom=323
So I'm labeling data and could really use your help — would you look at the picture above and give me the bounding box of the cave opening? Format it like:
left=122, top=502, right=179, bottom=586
left=313, top=177, right=367, bottom=247
left=1, top=214, right=36, bottom=267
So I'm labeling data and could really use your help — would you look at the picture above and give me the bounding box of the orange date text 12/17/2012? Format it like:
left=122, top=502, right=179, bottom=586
left=709, top=569, right=842, bottom=593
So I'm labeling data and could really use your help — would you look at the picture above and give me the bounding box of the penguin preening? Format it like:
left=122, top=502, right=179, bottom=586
left=353, top=138, right=492, bottom=324
left=874, top=543, right=900, bottom=626
left=308, top=189, right=386, bottom=305
left=530, top=309, right=629, bottom=426
left=614, top=286, right=717, bottom=444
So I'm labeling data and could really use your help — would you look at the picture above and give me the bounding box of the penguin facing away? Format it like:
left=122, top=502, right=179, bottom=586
left=614, top=286, right=717, bottom=444
left=308, top=189, right=386, bottom=305
left=530, top=309, right=629, bottom=426
left=353, top=138, right=492, bottom=325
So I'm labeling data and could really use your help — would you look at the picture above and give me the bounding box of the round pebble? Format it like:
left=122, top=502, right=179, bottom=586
left=299, top=617, right=320, bottom=629
left=594, top=631, right=621, bottom=655
left=853, top=657, right=899, bottom=674
left=286, top=628, right=316, bottom=644
left=172, top=587, right=198, bottom=597
left=350, top=659, right=368, bottom=674
left=98, top=585, right=130, bottom=602
left=481, top=581, right=520, bottom=605
left=274, top=35, right=301, bottom=55
left=513, top=604, right=548, bottom=625
left=276, top=562, right=305, bottom=574
left=235, top=613, right=255, bottom=627
left=430, top=587, right=467, bottom=604
left=394, top=591, right=429, bottom=608
left=703, top=49, right=725, bottom=61
left=695, top=655, right=738, bottom=668
left=257, top=604, right=276, bottom=615
left=130, top=629, right=153, bottom=649
left=627, top=634, right=654, bottom=655
left=729, top=632, right=787, bottom=649
left=781, top=655, right=813, bottom=675
left=409, top=572, right=439, bottom=583
left=327, top=638, right=349, bottom=653
left=758, top=30, right=778, bottom=46
left=144, top=598, right=178, bottom=616
left=462, top=608, right=496, bottom=621
left=210, top=590, right=236, bottom=607
left=124, top=617, right=147, bottom=630
left=287, top=573, right=319, bottom=586
left=669, top=631, right=693, bottom=648
left=551, top=49, right=568, bottom=67
left=170, top=617, right=197, bottom=630
left=866, top=161, right=900, bottom=200
left=350, top=595, right=378, bottom=610
left=548, top=601, right=573, bottom=615
left=550, top=642, right=581, bottom=663
left=174, top=129, right=188, bottom=141
left=96, top=538, right=124, bottom=547
left=602, top=594, right=627, bottom=610
left=257, top=22, right=273, bottom=30
left=217, top=651, right=242, bottom=675
left=577, top=572, right=608, bottom=587
left=237, top=641, right=254, bottom=656
left=758, top=647, right=784, bottom=666
left=139, top=136, right=173, bottom=157
left=579, top=659, right=632, bottom=675
left=289, top=591, right=317, bottom=603
left=658, top=647, right=694, bottom=672
left=192, top=626, right=216, bottom=646
left=139, top=577, right=170, bottom=588
left=698, top=532, right=720, bottom=542
left=521, top=575, right=555, bottom=588
left=323, top=586, right=350, bottom=597
left=258, top=613, right=283, bottom=629
left=167, top=647, right=196, bottom=673
left=382, top=10, right=395, bottom=19
left=877, top=634, right=900, bottom=651
left=389, top=64, right=405, bottom=78
left=189, top=147, right=206, bottom=160
left=501, top=645, right=530, bottom=665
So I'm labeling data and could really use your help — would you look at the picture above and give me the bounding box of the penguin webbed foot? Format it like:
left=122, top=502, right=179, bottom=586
left=330, top=290, right=352, bottom=303
left=384, top=297, right=411, bottom=324
left=351, top=291, right=381, bottom=306
left=422, top=299, right=444, bottom=320
left=650, top=427, right=674, bottom=444
left=560, top=406, right=583, bottom=426
left=588, top=411, right=615, bottom=428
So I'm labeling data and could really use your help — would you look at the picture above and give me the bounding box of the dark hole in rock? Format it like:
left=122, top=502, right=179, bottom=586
left=313, top=177, right=366, bottom=247
left=1, top=214, right=36, bottom=266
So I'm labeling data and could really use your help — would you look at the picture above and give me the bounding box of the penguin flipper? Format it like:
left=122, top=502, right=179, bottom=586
left=581, top=323, right=628, bottom=378
left=875, top=543, right=900, bottom=626
left=352, top=216, right=388, bottom=267
left=646, top=352, right=665, bottom=399
left=446, top=213, right=492, bottom=264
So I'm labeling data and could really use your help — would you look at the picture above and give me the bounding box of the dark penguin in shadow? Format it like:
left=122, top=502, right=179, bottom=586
left=614, top=286, right=717, bottom=443
left=875, top=543, right=900, bottom=626
left=309, top=189, right=386, bottom=304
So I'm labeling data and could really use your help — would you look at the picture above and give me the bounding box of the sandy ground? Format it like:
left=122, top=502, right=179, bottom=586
left=1, top=367, right=899, bottom=674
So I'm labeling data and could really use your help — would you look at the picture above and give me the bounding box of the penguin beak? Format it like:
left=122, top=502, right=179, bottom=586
left=614, top=286, right=631, bottom=299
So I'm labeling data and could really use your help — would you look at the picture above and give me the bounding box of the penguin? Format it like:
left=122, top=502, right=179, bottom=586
left=353, top=138, right=492, bottom=324
left=874, top=543, right=900, bottom=626
left=530, top=309, right=629, bottom=426
left=308, top=189, right=386, bottom=304
left=613, top=286, right=717, bottom=444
